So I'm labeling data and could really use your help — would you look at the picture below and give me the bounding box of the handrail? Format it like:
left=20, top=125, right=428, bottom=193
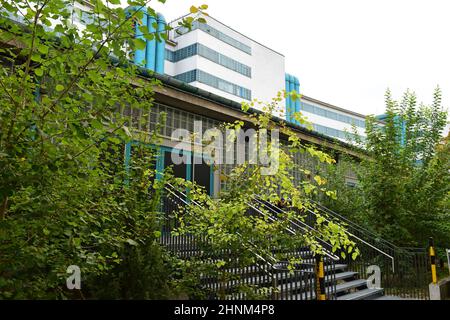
left=309, top=199, right=399, bottom=250
left=250, top=198, right=340, bottom=261
left=254, top=197, right=396, bottom=271
left=164, top=185, right=276, bottom=278
left=303, top=206, right=395, bottom=272
left=164, top=183, right=306, bottom=274
left=246, top=201, right=339, bottom=262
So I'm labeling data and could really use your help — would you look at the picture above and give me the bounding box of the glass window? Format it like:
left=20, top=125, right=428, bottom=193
left=168, top=43, right=251, bottom=78
left=174, top=21, right=252, bottom=55
left=174, top=69, right=251, bottom=100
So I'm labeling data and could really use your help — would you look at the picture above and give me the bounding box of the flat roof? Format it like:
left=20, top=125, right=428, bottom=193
left=301, top=95, right=368, bottom=119
left=169, top=13, right=285, bottom=57
left=147, top=71, right=362, bottom=154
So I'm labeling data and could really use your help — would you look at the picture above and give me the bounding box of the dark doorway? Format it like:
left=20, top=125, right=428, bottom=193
left=164, top=149, right=188, bottom=180
left=192, top=156, right=212, bottom=195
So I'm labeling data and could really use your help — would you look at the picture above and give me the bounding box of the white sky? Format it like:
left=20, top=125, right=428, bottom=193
left=144, top=0, right=450, bottom=121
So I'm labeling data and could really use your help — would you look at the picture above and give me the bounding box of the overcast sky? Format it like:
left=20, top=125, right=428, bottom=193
left=145, top=0, right=450, bottom=120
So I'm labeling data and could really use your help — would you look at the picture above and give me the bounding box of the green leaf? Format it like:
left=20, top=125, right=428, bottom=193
left=37, top=43, right=49, bottom=55
left=126, top=239, right=138, bottom=246
left=190, top=6, right=199, bottom=13
left=55, top=84, right=64, bottom=92
left=122, top=126, right=132, bottom=137
left=35, top=68, right=44, bottom=77
left=31, top=53, right=42, bottom=62
left=134, top=38, right=147, bottom=51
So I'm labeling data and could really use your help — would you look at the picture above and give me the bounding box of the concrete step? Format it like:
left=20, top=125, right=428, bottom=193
left=202, top=264, right=348, bottom=287
left=277, top=271, right=358, bottom=292
left=303, top=264, right=348, bottom=273
left=290, top=278, right=368, bottom=300
left=372, top=295, right=407, bottom=300
left=327, top=271, right=358, bottom=283
left=202, top=263, right=345, bottom=278
left=337, top=288, right=384, bottom=300
left=335, top=279, right=368, bottom=293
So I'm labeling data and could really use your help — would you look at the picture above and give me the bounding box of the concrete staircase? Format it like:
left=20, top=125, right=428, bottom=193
left=162, top=237, right=393, bottom=300
left=161, top=185, right=412, bottom=300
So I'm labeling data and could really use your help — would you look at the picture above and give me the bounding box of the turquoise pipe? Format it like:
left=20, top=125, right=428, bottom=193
left=288, top=74, right=295, bottom=124
left=155, top=13, right=166, bottom=74
left=126, top=6, right=148, bottom=67
left=146, top=13, right=157, bottom=71
left=293, top=76, right=300, bottom=125
left=285, top=73, right=291, bottom=122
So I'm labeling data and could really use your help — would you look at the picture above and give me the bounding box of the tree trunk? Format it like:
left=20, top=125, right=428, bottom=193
left=0, top=196, right=8, bottom=219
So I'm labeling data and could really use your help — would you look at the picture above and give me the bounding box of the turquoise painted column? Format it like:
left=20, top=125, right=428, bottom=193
left=126, top=6, right=148, bottom=67
left=146, top=13, right=157, bottom=71
left=293, top=76, right=300, bottom=125
left=155, top=13, right=166, bottom=74
left=285, top=74, right=291, bottom=122
left=288, top=74, right=295, bottom=124
left=156, top=147, right=164, bottom=181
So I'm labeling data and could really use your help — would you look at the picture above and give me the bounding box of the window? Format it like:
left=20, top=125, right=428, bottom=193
left=174, top=69, right=252, bottom=100
left=175, top=21, right=252, bottom=55
left=166, top=44, right=251, bottom=78
left=302, top=102, right=366, bottom=128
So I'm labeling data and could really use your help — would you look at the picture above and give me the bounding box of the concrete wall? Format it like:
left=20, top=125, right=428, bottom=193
left=167, top=14, right=285, bottom=111
left=429, top=277, right=450, bottom=300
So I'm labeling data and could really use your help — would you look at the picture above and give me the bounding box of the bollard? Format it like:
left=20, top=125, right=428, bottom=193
left=315, top=254, right=326, bottom=300
left=429, top=237, right=437, bottom=284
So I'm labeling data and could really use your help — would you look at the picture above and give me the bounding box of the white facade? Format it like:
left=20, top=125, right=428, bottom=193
left=300, top=96, right=367, bottom=141
left=164, top=14, right=367, bottom=142
left=165, top=14, right=286, bottom=110
left=40, top=3, right=370, bottom=143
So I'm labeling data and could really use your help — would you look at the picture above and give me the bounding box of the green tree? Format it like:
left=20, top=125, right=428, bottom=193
left=322, top=89, right=449, bottom=249
left=0, top=0, right=206, bottom=299
left=170, top=93, right=359, bottom=299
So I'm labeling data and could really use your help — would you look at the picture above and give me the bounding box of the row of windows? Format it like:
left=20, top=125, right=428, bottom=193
left=174, top=21, right=252, bottom=55
left=120, top=102, right=351, bottom=192
left=121, top=103, right=222, bottom=139
left=165, top=44, right=197, bottom=62
left=302, top=102, right=366, bottom=128
left=165, top=43, right=252, bottom=77
left=166, top=44, right=251, bottom=74
left=174, top=69, right=252, bottom=100
left=312, top=123, right=364, bottom=141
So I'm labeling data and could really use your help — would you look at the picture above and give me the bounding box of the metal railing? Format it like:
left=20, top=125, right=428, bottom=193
left=159, top=184, right=338, bottom=300
left=305, top=199, right=430, bottom=299
left=250, top=197, right=340, bottom=262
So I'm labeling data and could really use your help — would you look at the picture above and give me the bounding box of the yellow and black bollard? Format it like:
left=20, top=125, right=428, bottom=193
left=315, top=254, right=326, bottom=300
left=429, top=237, right=438, bottom=284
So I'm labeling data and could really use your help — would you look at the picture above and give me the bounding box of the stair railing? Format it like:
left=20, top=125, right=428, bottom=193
left=297, top=198, right=430, bottom=299
left=309, top=199, right=398, bottom=250
left=248, top=198, right=340, bottom=262
left=162, top=183, right=336, bottom=300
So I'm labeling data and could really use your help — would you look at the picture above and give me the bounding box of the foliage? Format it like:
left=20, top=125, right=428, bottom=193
left=169, top=93, right=359, bottom=298
left=0, top=0, right=206, bottom=299
left=0, top=0, right=358, bottom=300
left=321, top=88, right=449, bottom=251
